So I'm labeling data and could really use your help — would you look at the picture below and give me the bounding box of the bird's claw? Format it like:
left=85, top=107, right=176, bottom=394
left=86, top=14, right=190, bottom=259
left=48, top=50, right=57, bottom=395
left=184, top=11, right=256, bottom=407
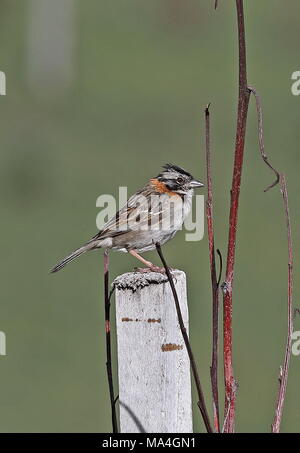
left=134, top=265, right=176, bottom=275
left=134, top=266, right=166, bottom=274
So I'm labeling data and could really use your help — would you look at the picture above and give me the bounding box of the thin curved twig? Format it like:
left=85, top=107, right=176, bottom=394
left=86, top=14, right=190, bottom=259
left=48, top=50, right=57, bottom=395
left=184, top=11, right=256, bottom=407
left=271, top=175, right=294, bottom=433
left=248, top=88, right=293, bottom=432
left=248, top=86, right=280, bottom=192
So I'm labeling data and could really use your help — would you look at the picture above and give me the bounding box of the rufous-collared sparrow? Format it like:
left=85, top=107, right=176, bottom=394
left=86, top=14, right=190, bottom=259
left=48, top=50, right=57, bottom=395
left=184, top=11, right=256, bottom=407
left=51, top=164, right=204, bottom=273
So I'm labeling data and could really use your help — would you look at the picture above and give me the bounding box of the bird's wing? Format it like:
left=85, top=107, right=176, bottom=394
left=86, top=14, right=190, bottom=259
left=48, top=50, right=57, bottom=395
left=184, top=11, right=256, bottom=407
left=90, top=188, right=172, bottom=241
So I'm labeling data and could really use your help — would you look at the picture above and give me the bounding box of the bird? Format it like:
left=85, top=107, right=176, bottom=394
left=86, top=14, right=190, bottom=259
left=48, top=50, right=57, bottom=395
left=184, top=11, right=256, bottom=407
left=50, top=164, right=204, bottom=273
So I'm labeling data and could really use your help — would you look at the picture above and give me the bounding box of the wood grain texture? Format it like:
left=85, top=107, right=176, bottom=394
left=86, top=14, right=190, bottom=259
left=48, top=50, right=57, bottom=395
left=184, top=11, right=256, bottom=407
left=114, top=270, right=192, bottom=433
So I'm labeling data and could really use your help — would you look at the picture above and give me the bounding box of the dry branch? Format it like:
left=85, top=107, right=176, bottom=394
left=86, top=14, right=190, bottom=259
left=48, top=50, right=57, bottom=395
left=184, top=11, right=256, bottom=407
left=271, top=175, right=294, bottom=433
left=204, top=104, right=220, bottom=433
left=247, top=81, right=292, bottom=434
left=248, top=86, right=280, bottom=192
left=103, top=250, right=118, bottom=433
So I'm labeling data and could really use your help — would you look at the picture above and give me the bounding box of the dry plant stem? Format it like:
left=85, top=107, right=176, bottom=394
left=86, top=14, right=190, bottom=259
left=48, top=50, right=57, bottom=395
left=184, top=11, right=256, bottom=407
left=222, top=0, right=250, bottom=433
left=205, top=104, right=220, bottom=433
left=103, top=250, right=118, bottom=433
left=156, top=243, right=213, bottom=433
left=247, top=83, right=292, bottom=432
left=248, top=86, right=280, bottom=192
left=271, top=175, right=294, bottom=433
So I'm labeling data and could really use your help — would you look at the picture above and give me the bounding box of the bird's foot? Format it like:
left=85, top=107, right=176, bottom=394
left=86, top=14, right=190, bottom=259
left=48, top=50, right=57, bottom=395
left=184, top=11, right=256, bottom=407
left=134, top=265, right=166, bottom=274
left=134, top=265, right=176, bottom=274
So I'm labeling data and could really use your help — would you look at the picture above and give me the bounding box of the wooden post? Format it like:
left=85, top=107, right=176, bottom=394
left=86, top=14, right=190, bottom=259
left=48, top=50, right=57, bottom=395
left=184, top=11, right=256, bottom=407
left=114, top=270, right=192, bottom=433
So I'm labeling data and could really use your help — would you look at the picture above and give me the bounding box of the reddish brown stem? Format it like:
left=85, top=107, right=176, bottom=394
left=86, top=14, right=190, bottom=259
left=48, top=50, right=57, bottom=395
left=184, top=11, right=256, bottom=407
left=271, top=175, right=294, bottom=433
left=205, top=104, right=220, bottom=433
left=222, top=0, right=250, bottom=433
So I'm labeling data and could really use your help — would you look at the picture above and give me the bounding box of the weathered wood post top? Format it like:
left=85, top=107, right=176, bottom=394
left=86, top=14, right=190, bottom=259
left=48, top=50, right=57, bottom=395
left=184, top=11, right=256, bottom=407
left=114, top=270, right=192, bottom=433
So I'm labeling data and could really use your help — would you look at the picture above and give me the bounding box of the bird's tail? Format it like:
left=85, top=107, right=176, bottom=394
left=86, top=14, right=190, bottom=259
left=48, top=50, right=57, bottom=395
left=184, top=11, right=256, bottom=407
left=50, top=242, right=95, bottom=273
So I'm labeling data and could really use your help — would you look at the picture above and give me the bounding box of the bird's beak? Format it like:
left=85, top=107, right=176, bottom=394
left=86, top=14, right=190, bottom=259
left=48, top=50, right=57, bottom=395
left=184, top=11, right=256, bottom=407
left=189, top=179, right=204, bottom=188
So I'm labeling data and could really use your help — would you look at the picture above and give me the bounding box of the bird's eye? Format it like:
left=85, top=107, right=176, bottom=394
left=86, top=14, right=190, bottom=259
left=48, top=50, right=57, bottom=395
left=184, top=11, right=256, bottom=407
left=177, top=176, right=184, bottom=184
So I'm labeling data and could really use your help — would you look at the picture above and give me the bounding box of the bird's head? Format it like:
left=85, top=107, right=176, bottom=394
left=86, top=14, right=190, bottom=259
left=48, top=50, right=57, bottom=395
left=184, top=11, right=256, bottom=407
left=152, top=163, right=204, bottom=196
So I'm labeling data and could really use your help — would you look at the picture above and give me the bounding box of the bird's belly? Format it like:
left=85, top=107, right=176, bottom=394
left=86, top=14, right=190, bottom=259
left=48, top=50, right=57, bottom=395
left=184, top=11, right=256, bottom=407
left=111, top=229, right=178, bottom=253
left=110, top=194, right=191, bottom=253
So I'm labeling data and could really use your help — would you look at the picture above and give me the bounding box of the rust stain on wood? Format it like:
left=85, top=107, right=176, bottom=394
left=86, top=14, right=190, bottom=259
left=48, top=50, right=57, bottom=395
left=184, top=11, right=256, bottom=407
left=122, top=317, right=161, bottom=323
left=161, top=343, right=183, bottom=352
left=122, top=317, right=142, bottom=322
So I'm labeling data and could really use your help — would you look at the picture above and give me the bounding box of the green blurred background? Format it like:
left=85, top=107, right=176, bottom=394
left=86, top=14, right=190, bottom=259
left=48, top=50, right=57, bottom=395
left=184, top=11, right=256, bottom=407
left=0, top=0, right=299, bottom=433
